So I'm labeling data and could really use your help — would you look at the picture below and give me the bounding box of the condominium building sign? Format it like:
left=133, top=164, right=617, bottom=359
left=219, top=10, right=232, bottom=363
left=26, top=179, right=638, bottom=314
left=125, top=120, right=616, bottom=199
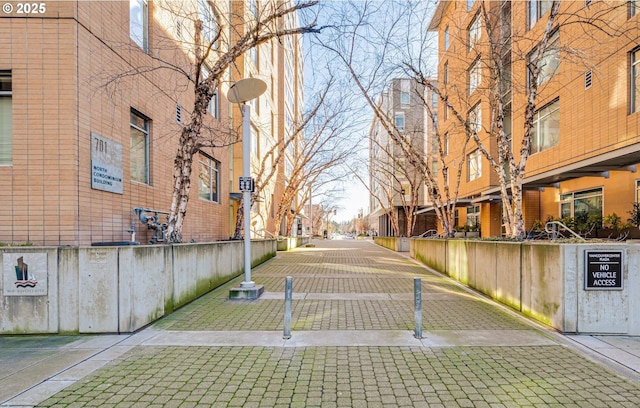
left=91, top=132, right=123, bottom=194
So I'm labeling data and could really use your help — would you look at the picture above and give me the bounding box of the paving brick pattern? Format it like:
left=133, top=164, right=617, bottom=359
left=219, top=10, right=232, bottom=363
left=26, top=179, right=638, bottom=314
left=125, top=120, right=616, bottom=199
left=154, top=297, right=527, bottom=332
left=38, top=345, right=640, bottom=408
left=35, top=240, right=640, bottom=407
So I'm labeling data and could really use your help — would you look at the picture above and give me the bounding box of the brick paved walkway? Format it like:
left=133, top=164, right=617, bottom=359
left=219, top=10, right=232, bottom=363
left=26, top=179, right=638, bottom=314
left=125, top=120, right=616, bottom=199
left=8, top=240, right=640, bottom=407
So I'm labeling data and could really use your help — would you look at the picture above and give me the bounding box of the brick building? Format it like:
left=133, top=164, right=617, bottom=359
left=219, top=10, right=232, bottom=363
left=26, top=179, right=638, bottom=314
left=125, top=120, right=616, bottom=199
left=369, top=78, right=438, bottom=237
left=0, top=0, right=304, bottom=245
left=428, top=0, right=640, bottom=237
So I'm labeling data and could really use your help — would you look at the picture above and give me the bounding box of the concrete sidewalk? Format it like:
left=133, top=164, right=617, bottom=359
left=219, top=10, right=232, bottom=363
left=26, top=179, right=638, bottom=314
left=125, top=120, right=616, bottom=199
left=3, top=239, right=640, bottom=407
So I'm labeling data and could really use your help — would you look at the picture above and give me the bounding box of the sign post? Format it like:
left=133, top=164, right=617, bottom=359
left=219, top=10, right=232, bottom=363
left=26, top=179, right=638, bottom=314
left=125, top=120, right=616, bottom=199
left=227, top=78, right=267, bottom=300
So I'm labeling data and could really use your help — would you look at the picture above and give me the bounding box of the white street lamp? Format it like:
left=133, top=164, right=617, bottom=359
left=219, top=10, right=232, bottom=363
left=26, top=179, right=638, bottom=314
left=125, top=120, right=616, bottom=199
left=228, top=77, right=267, bottom=300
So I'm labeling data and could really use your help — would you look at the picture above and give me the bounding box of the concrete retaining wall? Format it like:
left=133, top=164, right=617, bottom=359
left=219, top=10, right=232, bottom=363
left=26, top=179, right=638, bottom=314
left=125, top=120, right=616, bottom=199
left=0, top=240, right=276, bottom=334
left=409, top=239, right=640, bottom=335
left=374, top=237, right=410, bottom=252
left=277, top=237, right=311, bottom=251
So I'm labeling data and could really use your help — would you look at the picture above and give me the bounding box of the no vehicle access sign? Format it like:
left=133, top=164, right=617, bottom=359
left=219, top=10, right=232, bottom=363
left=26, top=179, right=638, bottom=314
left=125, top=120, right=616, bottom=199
left=584, top=250, right=623, bottom=290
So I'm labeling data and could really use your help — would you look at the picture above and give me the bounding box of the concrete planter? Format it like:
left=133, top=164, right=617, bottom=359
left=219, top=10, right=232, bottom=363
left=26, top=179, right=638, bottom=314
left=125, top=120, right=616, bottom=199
left=373, top=237, right=410, bottom=252
left=0, top=240, right=277, bottom=334
left=277, top=237, right=311, bottom=251
left=454, top=231, right=480, bottom=238
left=410, top=238, right=640, bottom=335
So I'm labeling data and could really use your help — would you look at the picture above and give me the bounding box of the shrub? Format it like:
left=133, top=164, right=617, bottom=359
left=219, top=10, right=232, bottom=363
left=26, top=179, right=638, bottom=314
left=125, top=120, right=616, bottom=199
left=603, top=213, right=622, bottom=230
left=628, top=202, right=640, bottom=227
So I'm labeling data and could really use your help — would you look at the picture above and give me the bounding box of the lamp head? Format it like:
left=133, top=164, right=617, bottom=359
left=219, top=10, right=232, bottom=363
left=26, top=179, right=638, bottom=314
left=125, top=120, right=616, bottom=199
left=227, top=78, right=267, bottom=104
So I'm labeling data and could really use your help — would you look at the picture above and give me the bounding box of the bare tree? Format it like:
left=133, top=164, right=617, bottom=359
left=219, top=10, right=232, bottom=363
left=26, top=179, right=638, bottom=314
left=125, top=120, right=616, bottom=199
left=350, top=155, right=402, bottom=237
left=228, top=75, right=354, bottom=238
left=104, top=0, right=320, bottom=242
left=318, top=0, right=634, bottom=240
left=317, top=1, right=465, bottom=237
left=166, top=0, right=322, bottom=242
left=368, top=131, right=423, bottom=237
left=414, top=0, right=632, bottom=239
left=273, top=100, right=355, bottom=236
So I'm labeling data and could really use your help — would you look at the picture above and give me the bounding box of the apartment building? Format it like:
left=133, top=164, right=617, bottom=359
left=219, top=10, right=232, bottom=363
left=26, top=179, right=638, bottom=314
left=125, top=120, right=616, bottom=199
left=369, top=78, right=438, bottom=237
left=428, top=0, right=640, bottom=237
left=229, top=0, right=305, bottom=238
left=0, top=0, right=304, bottom=245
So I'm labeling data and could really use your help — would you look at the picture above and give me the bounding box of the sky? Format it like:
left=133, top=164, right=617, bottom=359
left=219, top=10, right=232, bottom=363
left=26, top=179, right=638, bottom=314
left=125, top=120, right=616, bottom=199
left=298, top=1, right=437, bottom=223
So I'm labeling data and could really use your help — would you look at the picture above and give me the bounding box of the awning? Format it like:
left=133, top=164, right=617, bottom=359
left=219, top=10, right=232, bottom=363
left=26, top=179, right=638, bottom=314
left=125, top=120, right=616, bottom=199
left=471, top=194, right=503, bottom=203
left=415, top=198, right=473, bottom=214
left=481, top=143, right=640, bottom=195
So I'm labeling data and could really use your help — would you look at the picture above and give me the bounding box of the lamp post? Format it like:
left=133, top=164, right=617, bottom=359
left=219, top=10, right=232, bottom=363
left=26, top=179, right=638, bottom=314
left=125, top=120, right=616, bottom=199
left=227, top=78, right=267, bottom=300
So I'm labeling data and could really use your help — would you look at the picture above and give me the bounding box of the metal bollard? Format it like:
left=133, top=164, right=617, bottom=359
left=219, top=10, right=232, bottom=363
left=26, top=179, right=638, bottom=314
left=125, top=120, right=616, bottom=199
left=414, top=277, right=423, bottom=339
left=283, top=276, right=293, bottom=339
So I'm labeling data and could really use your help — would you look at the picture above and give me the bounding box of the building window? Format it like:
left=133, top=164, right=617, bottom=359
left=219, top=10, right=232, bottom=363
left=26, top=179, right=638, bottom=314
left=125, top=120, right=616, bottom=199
left=531, top=99, right=559, bottom=154
left=249, top=0, right=258, bottom=18
left=468, top=150, right=482, bottom=181
left=198, top=153, right=219, bottom=203
left=529, top=30, right=560, bottom=87
left=443, top=133, right=449, bottom=155
left=198, top=0, right=220, bottom=49
left=400, top=92, right=410, bottom=105
left=395, top=112, right=405, bottom=131
left=130, top=110, right=150, bottom=184
left=209, top=89, right=219, bottom=119
left=469, top=103, right=482, bottom=133
left=467, top=0, right=474, bottom=11
left=0, top=71, right=12, bottom=166
left=560, top=188, right=603, bottom=224
left=201, top=66, right=220, bottom=119
left=504, top=103, right=512, bottom=140
left=529, top=0, right=554, bottom=29
left=469, top=59, right=481, bottom=94
left=285, top=158, right=293, bottom=177
left=248, top=46, right=258, bottom=68
left=630, top=0, right=639, bottom=18
left=250, top=93, right=259, bottom=115
left=431, top=92, right=438, bottom=127
left=468, top=13, right=481, bottom=50
left=632, top=48, right=640, bottom=114
left=636, top=180, right=640, bottom=202
left=443, top=61, right=449, bottom=85
left=444, top=26, right=450, bottom=50
left=130, top=0, right=148, bottom=52
left=466, top=205, right=480, bottom=229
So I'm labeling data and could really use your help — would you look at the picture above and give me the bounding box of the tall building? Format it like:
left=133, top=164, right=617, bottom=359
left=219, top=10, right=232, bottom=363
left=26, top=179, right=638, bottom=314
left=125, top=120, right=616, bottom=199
left=0, top=0, right=305, bottom=245
left=428, top=0, right=640, bottom=237
left=229, top=0, right=305, bottom=239
left=369, top=78, right=438, bottom=237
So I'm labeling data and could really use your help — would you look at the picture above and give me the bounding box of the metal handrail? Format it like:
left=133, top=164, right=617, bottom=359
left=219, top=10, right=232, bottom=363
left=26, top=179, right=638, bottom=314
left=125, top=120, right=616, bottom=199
left=413, top=229, right=439, bottom=238
left=544, top=221, right=586, bottom=241
left=252, top=229, right=284, bottom=240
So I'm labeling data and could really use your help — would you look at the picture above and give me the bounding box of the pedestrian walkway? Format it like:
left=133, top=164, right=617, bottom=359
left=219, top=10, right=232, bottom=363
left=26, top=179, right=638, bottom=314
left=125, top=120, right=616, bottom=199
left=3, top=239, right=640, bottom=407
